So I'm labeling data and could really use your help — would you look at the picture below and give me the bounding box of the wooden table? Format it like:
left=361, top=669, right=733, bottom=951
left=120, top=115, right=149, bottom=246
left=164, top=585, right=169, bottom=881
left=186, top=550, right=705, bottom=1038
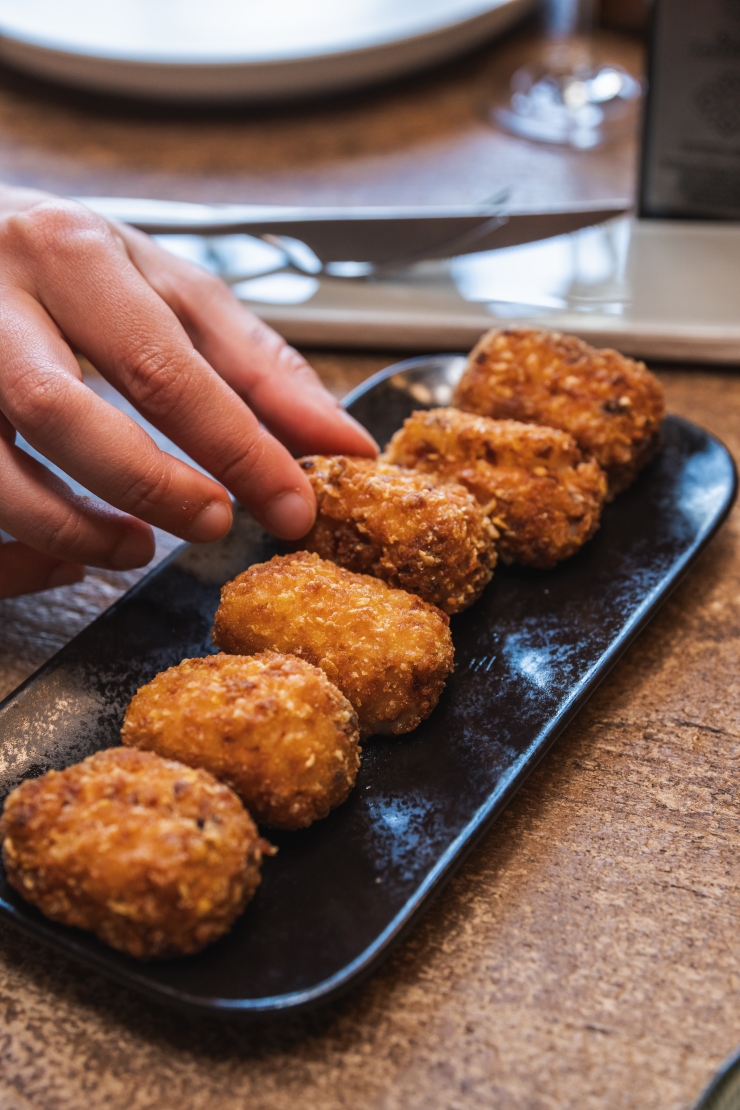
left=1, top=26, right=739, bottom=1110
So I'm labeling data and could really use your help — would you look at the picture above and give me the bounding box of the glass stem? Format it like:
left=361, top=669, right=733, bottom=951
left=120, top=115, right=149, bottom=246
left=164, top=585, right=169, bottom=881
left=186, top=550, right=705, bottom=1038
left=545, top=0, right=596, bottom=40
left=543, top=0, right=596, bottom=70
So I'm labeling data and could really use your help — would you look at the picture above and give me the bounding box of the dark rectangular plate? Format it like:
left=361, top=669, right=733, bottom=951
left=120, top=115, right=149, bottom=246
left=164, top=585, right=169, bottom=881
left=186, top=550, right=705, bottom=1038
left=0, top=354, right=735, bottom=1017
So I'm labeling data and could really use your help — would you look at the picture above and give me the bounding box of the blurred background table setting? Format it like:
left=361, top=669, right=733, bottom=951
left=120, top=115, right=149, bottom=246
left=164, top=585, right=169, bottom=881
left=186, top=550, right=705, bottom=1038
left=2, top=1, right=740, bottom=1108
left=2, top=0, right=733, bottom=362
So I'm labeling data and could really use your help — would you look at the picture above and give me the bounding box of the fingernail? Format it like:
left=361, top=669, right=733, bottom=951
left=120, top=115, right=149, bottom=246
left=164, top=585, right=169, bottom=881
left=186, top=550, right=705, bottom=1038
left=188, top=499, right=233, bottom=543
left=109, top=528, right=155, bottom=570
left=263, top=490, right=315, bottom=539
left=46, top=563, right=85, bottom=589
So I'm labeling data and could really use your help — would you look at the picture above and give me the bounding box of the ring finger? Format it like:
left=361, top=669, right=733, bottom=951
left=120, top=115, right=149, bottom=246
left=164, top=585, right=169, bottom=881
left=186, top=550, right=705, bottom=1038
left=0, top=436, right=155, bottom=569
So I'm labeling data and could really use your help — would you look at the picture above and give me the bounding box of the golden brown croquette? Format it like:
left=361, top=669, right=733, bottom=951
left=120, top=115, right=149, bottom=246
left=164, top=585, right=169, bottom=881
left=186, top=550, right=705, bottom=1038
left=0, top=747, right=270, bottom=959
left=212, top=552, right=454, bottom=739
left=454, top=328, right=665, bottom=496
left=298, top=455, right=498, bottom=614
left=382, top=408, right=607, bottom=568
left=122, top=651, right=361, bottom=831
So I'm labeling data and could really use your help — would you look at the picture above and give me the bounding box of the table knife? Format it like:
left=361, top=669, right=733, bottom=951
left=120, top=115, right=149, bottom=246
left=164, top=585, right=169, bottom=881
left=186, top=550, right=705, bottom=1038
left=74, top=196, right=630, bottom=265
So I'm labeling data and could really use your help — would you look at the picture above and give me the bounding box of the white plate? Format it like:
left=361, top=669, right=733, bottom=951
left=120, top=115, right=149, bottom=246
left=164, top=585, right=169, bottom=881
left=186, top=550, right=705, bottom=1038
left=0, top=0, right=534, bottom=101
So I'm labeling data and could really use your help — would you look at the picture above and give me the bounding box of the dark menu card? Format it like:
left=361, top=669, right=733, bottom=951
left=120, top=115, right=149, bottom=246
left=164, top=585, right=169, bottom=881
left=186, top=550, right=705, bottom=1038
left=640, top=0, right=740, bottom=219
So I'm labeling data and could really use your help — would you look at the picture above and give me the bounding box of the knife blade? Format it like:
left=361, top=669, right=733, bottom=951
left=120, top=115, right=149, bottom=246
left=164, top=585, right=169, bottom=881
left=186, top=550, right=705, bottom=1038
left=73, top=196, right=630, bottom=265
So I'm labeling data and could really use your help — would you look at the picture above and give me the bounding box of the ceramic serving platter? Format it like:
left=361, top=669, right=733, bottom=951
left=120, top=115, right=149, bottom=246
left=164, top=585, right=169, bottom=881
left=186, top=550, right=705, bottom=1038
left=0, top=354, right=735, bottom=1017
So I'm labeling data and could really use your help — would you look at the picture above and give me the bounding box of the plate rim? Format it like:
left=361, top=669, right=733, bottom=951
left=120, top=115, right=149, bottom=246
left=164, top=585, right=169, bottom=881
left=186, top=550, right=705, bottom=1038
left=0, top=0, right=525, bottom=64
left=0, top=0, right=535, bottom=102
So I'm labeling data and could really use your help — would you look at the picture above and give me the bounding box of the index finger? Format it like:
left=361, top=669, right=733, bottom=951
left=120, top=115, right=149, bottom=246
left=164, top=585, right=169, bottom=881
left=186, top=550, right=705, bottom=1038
left=6, top=201, right=317, bottom=540
left=117, top=224, right=379, bottom=458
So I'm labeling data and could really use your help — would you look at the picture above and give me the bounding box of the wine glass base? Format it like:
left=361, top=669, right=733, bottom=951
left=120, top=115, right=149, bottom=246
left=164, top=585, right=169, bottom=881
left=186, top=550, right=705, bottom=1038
left=493, top=58, right=641, bottom=150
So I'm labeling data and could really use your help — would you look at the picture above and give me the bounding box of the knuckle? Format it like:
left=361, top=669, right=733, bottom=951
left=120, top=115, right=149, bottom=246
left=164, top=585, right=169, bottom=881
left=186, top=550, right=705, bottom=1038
left=278, top=342, right=321, bottom=385
left=247, top=315, right=282, bottom=356
left=124, top=342, right=197, bottom=420
left=277, top=339, right=304, bottom=369
left=32, top=504, right=87, bottom=560
left=217, top=434, right=266, bottom=490
left=5, top=370, right=73, bottom=437
left=1, top=200, right=112, bottom=263
left=117, top=457, right=177, bottom=516
left=251, top=326, right=320, bottom=390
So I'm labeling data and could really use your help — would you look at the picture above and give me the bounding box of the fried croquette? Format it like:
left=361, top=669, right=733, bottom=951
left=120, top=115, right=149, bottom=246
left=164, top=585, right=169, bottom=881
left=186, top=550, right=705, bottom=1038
left=122, top=652, right=361, bottom=831
left=298, top=455, right=498, bottom=614
left=454, top=328, right=665, bottom=496
left=0, top=747, right=270, bottom=959
left=382, top=408, right=607, bottom=568
left=212, top=552, right=454, bottom=739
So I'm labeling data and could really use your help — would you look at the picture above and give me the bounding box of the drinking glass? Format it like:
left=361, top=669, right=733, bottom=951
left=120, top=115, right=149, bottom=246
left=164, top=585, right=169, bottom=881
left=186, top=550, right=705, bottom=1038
left=493, top=0, right=642, bottom=149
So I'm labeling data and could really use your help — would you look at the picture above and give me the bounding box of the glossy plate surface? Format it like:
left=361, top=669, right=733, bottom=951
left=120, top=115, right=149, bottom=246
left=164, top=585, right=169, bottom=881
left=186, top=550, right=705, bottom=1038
left=0, top=0, right=533, bottom=101
left=0, top=354, right=735, bottom=1016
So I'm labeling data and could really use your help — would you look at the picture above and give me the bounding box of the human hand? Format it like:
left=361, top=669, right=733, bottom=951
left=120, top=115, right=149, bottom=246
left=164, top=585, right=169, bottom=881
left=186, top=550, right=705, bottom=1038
left=0, top=185, right=377, bottom=600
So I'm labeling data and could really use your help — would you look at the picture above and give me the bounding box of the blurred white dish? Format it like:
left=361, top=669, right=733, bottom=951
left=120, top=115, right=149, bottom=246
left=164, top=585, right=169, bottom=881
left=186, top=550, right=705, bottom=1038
left=0, top=0, right=534, bottom=101
left=211, top=218, right=740, bottom=364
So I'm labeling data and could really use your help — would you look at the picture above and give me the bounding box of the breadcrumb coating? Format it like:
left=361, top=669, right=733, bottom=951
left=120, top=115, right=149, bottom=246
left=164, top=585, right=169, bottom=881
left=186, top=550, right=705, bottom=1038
left=0, top=747, right=269, bottom=959
left=454, top=328, right=665, bottom=496
left=122, top=652, right=361, bottom=831
left=298, top=455, right=498, bottom=614
left=382, top=408, right=607, bottom=568
left=212, top=552, right=454, bottom=739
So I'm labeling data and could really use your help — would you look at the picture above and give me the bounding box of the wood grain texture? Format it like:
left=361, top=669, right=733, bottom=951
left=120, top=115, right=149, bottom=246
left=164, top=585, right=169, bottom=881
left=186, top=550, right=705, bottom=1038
left=0, top=31, right=640, bottom=208
left=0, top=362, right=739, bottom=1110
left=0, top=22, right=737, bottom=1109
